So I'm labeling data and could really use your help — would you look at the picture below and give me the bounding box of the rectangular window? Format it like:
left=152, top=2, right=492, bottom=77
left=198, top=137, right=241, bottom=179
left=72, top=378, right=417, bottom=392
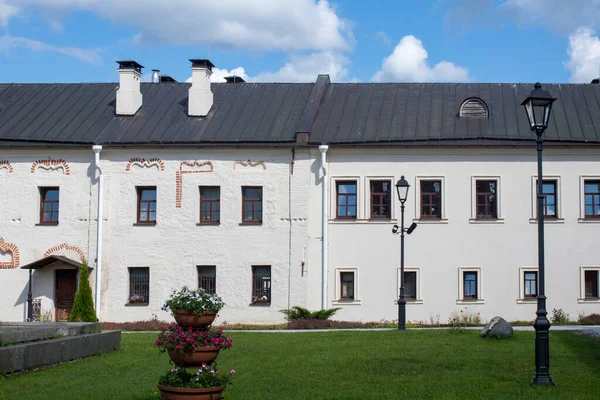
left=475, top=180, right=498, bottom=219
left=524, top=271, right=538, bottom=298
left=340, top=272, right=355, bottom=300
left=370, top=180, right=391, bottom=218
left=197, top=265, right=216, bottom=294
left=585, top=270, right=599, bottom=298
left=463, top=271, right=478, bottom=299
left=404, top=271, right=417, bottom=300
left=128, top=267, right=149, bottom=303
left=420, top=180, right=442, bottom=219
left=40, top=187, right=59, bottom=224
left=584, top=180, right=600, bottom=219
left=252, top=265, right=271, bottom=303
left=137, top=187, right=157, bottom=223
left=200, top=187, right=220, bottom=223
left=336, top=181, right=357, bottom=218
left=535, top=180, right=557, bottom=218
left=242, top=187, right=262, bottom=224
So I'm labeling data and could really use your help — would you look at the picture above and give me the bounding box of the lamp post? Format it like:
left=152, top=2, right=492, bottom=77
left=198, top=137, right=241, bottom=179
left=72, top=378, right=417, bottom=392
left=394, top=176, right=411, bottom=330
left=521, top=82, right=556, bottom=386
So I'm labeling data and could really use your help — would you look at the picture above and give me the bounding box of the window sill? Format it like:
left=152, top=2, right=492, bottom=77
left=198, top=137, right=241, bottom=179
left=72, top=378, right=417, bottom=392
left=133, top=222, right=157, bottom=226
left=125, top=303, right=149, bottom=307
left=413, top=218, right=448, bottom=224
left=577, top=218, right=600, bottom=224
left=456, top=299, right=485, bottom=305
left=577, top=298, right=600, bottom=303
left=329, top=218, right=398, bottom=224
left=333, top=299, right=362, bottom=305
left=394, top=299, right=423, bottom=305
left=529, top=218, right=565, bottom=224
left=36, top=222, right=59, bottom=226
left=469, top=218, right=504, bottom=224
left=249, top=302, right=271, bottom=307
left=239, top=222, right=263, bottom=226
left=197, top=222, right=220, bottom=226
left=517, top=298, right=537, bottom=304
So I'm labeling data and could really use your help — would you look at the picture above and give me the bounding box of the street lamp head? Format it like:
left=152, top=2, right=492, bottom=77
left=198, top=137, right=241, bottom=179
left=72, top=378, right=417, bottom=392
left=521, top=82, right=556, bottom=136
left=395, top=175, right=410, bottom=204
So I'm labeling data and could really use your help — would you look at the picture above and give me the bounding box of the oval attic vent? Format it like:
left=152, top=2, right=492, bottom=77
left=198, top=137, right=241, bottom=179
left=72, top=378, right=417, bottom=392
left=459, top=98, right=488, bottom=119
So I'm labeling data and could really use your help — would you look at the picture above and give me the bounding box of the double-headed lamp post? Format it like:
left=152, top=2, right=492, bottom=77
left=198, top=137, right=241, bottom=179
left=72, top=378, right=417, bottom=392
left=393, top=176, right=416, bottom=331
left=521, top=83, right=557, bottom=386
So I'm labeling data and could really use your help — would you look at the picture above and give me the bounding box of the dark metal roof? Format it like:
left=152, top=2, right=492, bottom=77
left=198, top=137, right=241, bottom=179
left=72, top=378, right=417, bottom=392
left=308, top=83, right=600, bottom=144
left=1, top=80, right=600, bottom=146
left=20, top=255, right=90, bottom=270
left=0, top=82, right=314, bottom=145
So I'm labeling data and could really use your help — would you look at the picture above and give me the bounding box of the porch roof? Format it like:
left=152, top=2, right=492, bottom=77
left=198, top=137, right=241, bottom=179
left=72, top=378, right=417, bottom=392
left=20, top=255, right=92, bottom=270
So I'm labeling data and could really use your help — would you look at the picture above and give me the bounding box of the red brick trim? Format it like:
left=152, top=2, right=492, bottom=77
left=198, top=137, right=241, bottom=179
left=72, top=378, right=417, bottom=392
left=234, top=160, right=267, bottom=170
left=125, top=158, right=165, bottom=171
left=175, top=160, right=214, bottom=208
left=0, top=237, right=20, bottom=269
left=31, top=159, right=71, bottom=175
left=44, top=243, right=86, bottom=262
left=0, top=160, right=14, bottom=173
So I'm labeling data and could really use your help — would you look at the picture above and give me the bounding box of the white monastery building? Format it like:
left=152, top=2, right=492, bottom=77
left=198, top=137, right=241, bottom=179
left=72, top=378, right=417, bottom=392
left=1, top=59, right=599, bottom=324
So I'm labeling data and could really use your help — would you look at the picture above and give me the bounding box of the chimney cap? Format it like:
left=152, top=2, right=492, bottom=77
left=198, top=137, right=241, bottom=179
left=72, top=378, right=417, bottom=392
left=224, top=75, right=246, bottom=83
left=117, top=60, right=144, bottom=72
left=592, top=78, right=600, bottom=84
left=189, top=58, right=215, bottom=71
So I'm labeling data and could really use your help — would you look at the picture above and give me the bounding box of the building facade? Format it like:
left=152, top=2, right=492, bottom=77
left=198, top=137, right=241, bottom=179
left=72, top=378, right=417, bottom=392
left=1, top=60, right=599, bottom=324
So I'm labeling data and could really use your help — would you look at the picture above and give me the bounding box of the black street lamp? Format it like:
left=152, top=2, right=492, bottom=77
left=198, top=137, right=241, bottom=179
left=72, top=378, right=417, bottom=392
left=521, top=82, right=556, bottom=386
left=393, top=176, right=417, bottom=330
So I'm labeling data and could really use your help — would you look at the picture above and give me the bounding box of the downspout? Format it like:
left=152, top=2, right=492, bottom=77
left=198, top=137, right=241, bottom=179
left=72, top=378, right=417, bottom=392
left=92, top=145, right=103, bottom=319
left=318, top=145, right=329, bottom=310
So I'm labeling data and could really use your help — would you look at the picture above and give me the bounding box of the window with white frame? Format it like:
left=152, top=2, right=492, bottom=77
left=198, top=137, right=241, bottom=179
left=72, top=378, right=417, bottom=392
left=530, top=176, right=562, bottom=221
left=471, top=177, right=502, bottom=222
left=580, top=267, right=600, bottom=301
left=333, top=268, right=360, bottom=304
left=396, top=267, right=422, bottom=303
left=579, top=176, right=600, bottom=222
left=415, top=176, right=445, bottom=221
left=518, top=267, right=538, bottom=303
left=457, top=267, right=484, bottom=304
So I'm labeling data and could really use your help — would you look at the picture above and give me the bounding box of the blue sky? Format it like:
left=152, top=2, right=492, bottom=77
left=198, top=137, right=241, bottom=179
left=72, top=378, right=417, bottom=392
left=0, top=0, right=599, bottom=84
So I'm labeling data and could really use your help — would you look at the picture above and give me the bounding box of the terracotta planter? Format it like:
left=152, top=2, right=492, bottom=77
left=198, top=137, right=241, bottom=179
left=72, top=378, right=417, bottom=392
left=174, top=311, right=217, bottom=329
left=156, top=384, right=224, bottom=400
left=168, top=347, right=221, bottom=367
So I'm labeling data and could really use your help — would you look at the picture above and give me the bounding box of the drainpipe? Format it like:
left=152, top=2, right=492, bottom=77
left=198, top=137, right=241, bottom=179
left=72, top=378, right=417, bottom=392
left=318, top=145, right=329, bottom=310
left=92, top=145, right=103, bottom=319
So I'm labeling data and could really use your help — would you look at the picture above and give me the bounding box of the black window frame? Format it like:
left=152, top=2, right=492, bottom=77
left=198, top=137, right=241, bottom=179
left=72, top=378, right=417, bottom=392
left=251, top=265, right=271, bottom=304
left=39, top=187, right=60, bottom=224
left=584, top=180, right=600, bottom=219
left=585, top=270, right=599, bottom=298
left=128, top=267, right=150, bottom=304
left=524, top=271, right=538, bottom=298
left=404, top=271, right=417, bottom=300
left=336, top=181, right=357, bottom=219
left=339, top=271, right=355, bottom=300
left=475, top=180, right=498, bottom=220
left=463, top=271, right=478, bottom=299
left=197, top=265, right=216, bottom=294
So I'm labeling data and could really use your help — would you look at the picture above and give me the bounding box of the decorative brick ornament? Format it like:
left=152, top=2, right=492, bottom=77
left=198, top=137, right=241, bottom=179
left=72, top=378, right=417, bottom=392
left=44, top=243, right=85, bottom=262
left=31, top=159, right=70, bottom=175
left=175, top=161, right=214, bottom=208
left=0, top=237, right=20, bottom=269
left=125, top=157, right=165, bottom=171
left=0, top=160, right=14, bottom=173
left=233, top=160, right=267, bottom=170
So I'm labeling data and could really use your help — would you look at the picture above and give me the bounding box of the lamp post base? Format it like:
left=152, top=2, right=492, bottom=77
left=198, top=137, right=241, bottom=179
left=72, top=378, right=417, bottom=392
left=532, top=298, right=554, bottom=386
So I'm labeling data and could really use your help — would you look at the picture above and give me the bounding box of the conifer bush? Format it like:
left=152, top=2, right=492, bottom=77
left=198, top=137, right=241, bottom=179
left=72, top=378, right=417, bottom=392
left=69, top=260, right=98, bottom=322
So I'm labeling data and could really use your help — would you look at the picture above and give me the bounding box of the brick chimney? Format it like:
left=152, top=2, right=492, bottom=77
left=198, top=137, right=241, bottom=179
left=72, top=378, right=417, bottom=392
left=188, top=59, right=214, bottom=117
left=116, top=60, right=143, bottom=116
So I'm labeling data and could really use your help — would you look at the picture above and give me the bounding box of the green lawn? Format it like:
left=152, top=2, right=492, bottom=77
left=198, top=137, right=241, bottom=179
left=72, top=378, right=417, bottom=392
left=1, top=330, right=599, bottom=399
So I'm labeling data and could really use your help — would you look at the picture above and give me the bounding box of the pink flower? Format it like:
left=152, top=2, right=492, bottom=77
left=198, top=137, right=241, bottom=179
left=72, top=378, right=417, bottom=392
left=230, top=369, right=236, bottom=374
left=175, top=345, right=180, bottom=349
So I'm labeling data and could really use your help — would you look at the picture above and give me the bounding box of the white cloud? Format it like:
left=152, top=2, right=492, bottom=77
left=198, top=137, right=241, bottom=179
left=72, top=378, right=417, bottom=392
left=184, top=67, right=250, bottom=83
left=253, top=52, right=349, bottom=82
left=49, top=20, right=64, bottom=32
left=501, top=0, right=600, bottom=33
left=3, top=0, right=352, bottom=52
left=0, top=35, right=101, bottom=64
left=566, top=27, right=600, bottom=82
left=0, top=1, right=17, bottom=28
left=375, top=31, right=391, bottom=45
left=371, top=35, right=471, bottom=82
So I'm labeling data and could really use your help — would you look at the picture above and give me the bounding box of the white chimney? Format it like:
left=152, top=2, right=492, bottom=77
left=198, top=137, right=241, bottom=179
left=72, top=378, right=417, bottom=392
left=188, top=59, right=214, bottom=117
left=116, top=60, right=143, bottom=116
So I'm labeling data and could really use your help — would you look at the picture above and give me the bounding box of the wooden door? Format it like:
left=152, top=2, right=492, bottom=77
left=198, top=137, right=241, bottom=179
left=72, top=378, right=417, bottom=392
left=55, top=269, right=77, bottom=321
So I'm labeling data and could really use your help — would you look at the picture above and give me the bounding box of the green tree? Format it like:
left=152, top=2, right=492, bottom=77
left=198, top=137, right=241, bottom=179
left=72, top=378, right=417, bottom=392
left=69, top=260, right=98, bottom=322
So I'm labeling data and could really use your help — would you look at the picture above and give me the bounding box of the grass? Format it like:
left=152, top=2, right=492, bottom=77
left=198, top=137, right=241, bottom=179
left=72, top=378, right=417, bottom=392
left=0, top=330, right=599, bottom=399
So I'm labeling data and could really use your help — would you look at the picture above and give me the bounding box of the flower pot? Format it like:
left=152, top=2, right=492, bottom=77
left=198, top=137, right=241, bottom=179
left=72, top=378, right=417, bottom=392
left=168, top=347, right=221, bottom=367
left=156, top=384, right=225, bottom=400
left=174, top=311, right=217, bottom=329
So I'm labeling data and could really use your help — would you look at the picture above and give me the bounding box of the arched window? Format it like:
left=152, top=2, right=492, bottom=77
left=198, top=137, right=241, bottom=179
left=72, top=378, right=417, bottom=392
left=459, top=97, right=488, bottom=119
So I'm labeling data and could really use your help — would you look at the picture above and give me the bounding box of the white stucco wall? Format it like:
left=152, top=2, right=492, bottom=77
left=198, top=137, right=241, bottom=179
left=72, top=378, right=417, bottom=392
left=314, top=147, right=600, bottom=324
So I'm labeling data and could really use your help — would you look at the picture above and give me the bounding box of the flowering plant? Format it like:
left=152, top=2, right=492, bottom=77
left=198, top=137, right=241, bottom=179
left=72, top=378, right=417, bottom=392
left=155, top=326, right=233, bottom=356
left=251, top=295, right=271, bottom=305
left=161, top=287, right=225, bottom=316
left=158, top=364, right=235, bottom=389
left=448, top=307, right=484, bottom=332
left=127, top=294, right=147, bottom=304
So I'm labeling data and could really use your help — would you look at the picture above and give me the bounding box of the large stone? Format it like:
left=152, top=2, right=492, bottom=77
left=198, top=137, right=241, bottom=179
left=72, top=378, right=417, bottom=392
left=481, top=316, right=514, bottom=338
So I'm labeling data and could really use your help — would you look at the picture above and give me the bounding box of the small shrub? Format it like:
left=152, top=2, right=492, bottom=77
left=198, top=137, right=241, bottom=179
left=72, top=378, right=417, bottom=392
left=551, top=308, right=570, bottom=325
left=280, top=306, right=341, bottom=322
left=69, top=261, right=98, bottom=322
left=579, top=313, right=600, bottom=325
left=448, top=307, right=484, bottom=332
left=158, top=364, right=234, bottom=389
left=162, top=287, right=224, bottom=316
left=429, top=313, right=441, bottom=326
left=510, top=320, right=534, bottom=327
